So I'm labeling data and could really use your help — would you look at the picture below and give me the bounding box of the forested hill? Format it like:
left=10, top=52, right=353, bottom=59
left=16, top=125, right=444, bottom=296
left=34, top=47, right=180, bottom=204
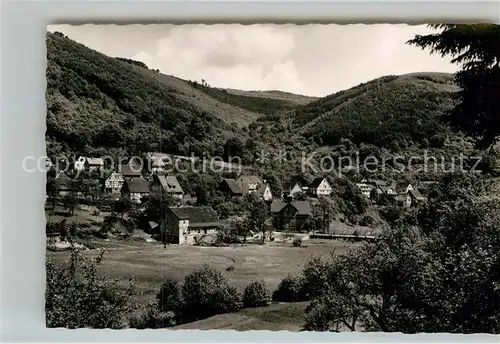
left=46, top=30, right=466, bottom=161
left=45, top=31, right=309, bottom=158
left=291, top=73, right=460, bottom=150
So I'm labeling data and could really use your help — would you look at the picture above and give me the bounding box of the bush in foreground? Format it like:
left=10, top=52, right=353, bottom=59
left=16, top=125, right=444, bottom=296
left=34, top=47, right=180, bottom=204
left=129, top=301, right=176, bottom=329
left=181, top=265, right=242, bottom=322
left=45, top=248, right=136, bottom=329
left=243, top=280, right=271, bottom=308
left=271, top=275, right=305, bottom=302
left=292, top=237, right=303, bottom=247
left=156, top=277, right=183, bottom=314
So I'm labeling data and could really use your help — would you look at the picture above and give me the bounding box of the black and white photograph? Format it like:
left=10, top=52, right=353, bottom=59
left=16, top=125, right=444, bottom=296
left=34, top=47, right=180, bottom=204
left=42, top=23, right=500, bottom=332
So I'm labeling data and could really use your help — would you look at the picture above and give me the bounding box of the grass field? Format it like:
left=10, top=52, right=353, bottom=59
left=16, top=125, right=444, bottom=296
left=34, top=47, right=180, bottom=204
left=172, top=301, right=309, bottom=331
left=47, top=239, right=356, bottom=304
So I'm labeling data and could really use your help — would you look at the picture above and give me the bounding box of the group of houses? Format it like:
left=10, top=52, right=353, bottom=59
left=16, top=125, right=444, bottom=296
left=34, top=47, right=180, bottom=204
left=49, top=153, right=437, bottom=245
left=355, top=179, right=433, bottom=208
left=282, top=176, right=333, bottom=198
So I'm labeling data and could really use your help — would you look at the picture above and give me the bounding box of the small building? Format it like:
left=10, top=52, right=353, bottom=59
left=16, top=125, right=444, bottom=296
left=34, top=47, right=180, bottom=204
left=74, top=156, right=86, bottom=171
left=121, top=177, right=150, bottom=203
left=377, top=182, right=398, bottom=196
left=395, top=193, right=412, bottom=208
left=151, top=174, right=184, bottom=200
left=270, top=200, right=312, bottom=232
left=120, top=162, right=142, bottom=179
left=104, top=172, right=125, bottom=196
left=219, top=178, right=243, bottom=197
left=396, top=182, right=414, bottom=194
left=283, top=176, right=309, bottom=198
left=236, top=175, right=263, bottom=195
left=286, top=183, right=304, bottom=198
left=409, top=189, right=426, bottom=205
left=162, top=206, right=221, bottom=245
left=356, top=183, right=375, bottom=198
left=308, top=178, right=332, bottom=197
left=255, top=183, right=273, bottom=201
left=85, top=157, right=104, bottom=172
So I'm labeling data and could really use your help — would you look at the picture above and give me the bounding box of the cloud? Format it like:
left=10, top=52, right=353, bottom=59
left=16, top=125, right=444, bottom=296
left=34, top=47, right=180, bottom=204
left=47, top=24, right=458, bottom=97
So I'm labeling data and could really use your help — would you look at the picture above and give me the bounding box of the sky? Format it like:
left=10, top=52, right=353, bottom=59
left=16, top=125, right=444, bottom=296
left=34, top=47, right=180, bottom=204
left=47, top=24, right=458, bottom=97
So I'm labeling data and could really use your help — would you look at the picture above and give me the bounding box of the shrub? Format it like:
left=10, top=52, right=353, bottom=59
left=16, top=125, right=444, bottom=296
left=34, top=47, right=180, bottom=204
left=181, top=265, right=242, bottom=322
left=156, top=277, right=183, bottom=314
left=271, top=275, right=305, bottom=302
left=129, top=301, right=176, bottom=329
left=243, top=280, right=271, bottom=308
left=292, top=237, right=303, bottom=247
left=45, top=248, right=135, bottom=329
left=300, top=257, right=334, bottom=300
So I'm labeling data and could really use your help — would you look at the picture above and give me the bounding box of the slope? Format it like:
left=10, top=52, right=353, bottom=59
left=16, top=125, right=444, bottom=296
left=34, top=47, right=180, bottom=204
left=171, top=302, right=308, bottom=331
left=125, top=68, right=264, bottom=127
left=45, top=32, right=280, bottom=157
left=292, top=72, right=460, bottom=149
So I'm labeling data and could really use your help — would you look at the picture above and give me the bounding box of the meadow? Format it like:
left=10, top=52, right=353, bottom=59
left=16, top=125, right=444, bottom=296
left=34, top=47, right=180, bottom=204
left=47, top=238, right=356, bottom=303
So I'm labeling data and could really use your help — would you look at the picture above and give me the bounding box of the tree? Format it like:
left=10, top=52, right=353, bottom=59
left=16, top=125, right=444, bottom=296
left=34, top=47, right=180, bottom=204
left=156, top=277, right=183, bottom=315
left=303, top=173, right=500, bottom=333
left=340, top=181, right=369, bottom=222
left=408, top=24, right=500, bottom=149
left=46, top=171, right=58, bottom=211
left=223, top=137, right=245, bottom=162
left=317, top=196, right=335, bottom=232
left=293, top=191, right=307, bottom=201
left=249, top=199, right=269, bottom=240
left=229, top=217, right=250, bottom=243
left=63, top=192, right=79, bottom=216
left=243, top=280, right=271, bottom=308
left=142, top=191, right=175, bottom=223
left=46, top=248, right=136, bottom=328
left=114, top=196, right=133, bottom=219
left=181, top=265, right=242, bottom=322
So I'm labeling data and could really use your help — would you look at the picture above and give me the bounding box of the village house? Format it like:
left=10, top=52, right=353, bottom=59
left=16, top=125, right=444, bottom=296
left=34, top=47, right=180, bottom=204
left=377, top=181, right=398, bottom=196
left=103, top=172, right=125, bottom=196
left=270, top=200, right=312, bottom=232
left=255, top=183, right=273, bottom=201
left=282, top=176, right=309, bottom=198
left=237, top=175, right=263, bottom=195
left=74, top=156, right=86, bottom=171
left=120, top=159, right=143, bottom=178
left=395, top=192, right=412, bottom=208
left=356, top=182, right=375, bottom=198
left=409, top=188, right=426, bottom=205
left=308, top=177, right=332, bottom=197
left=151, top=174, right=184, bottom=200
left=162, top=206, right=221, bottom=245
left=85, top=157, right=104, bottom=172
left=396, top=182, right=414, bottom=194
left=219, top=178, right=243, bottom=197
left=121, top=177, right=150, bottom=203
left=283, top=182, right=304, bottom=198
